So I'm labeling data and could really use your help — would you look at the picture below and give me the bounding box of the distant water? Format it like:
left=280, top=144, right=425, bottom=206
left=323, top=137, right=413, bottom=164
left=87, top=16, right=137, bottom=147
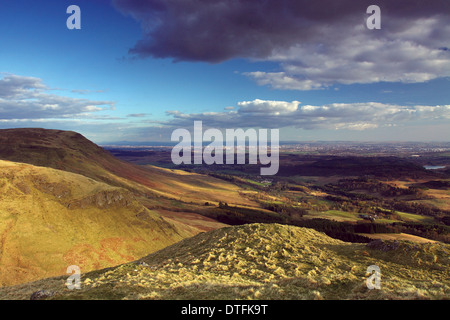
left=424, top=165, right=446, bottom=170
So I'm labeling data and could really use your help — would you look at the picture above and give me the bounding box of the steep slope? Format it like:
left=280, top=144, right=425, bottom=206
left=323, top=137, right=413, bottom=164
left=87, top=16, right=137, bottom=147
left=0, top=128, right=254, bottom=206
left=2, top=223, right=448, bottom=300
left=0, top=160, right=191, bottom=286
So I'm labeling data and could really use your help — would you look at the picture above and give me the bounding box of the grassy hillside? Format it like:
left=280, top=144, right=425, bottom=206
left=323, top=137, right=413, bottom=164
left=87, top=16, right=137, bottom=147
left=0, top=128, right=254, bottom=207
left=0, top=160, right=192, bottom=286
left=2, top=223, right=448, bottom=300
left=0, top=128, right=255, bottom=288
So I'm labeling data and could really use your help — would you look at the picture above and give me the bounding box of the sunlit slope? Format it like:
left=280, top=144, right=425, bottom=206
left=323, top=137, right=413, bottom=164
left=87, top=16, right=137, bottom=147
left=0, top=160, right=190, bottom=286
left=0, top=128, right=253, bottom=206
left=3, top=223, right=448, bottom=300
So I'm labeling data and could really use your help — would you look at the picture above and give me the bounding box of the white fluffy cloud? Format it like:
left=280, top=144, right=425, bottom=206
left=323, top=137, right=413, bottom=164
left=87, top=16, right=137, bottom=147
left=0, top=74, right=47, bottom=98
left=4, top=98, right=446, bottom=143
left=162, top=99, right=450, bottom=131
left=0, top=74, right=115, bottom=120
left=237, top=99, right=300, bottom=114
left=245, top=16, right=450, bottom=90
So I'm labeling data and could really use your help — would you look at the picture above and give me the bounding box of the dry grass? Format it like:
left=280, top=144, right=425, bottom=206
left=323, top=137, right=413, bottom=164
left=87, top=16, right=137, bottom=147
left=358, top=233, right=437, bottom=243
left=0, top=160, right=192, bottom=287
left=2, top=223, right=448, bottom=300
left=156, top=209, right=229, bottom=233
left=0, top=129, right=261, bottom=288
left=0, top=128, right=256, bottom=208
left=137, top=165, right=257, bottom=206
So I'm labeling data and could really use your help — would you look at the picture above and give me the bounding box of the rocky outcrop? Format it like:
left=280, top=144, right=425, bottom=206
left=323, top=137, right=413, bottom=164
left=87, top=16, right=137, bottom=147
left=66, top=189, right=135, bottom=209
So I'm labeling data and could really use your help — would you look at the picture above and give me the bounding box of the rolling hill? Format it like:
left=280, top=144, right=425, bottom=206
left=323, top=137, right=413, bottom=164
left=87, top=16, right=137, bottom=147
left=0, top=128, right=254, bottom=207
left=2, top=128, right=447, bottom=300
left=1, top=223, right=448, bottom=300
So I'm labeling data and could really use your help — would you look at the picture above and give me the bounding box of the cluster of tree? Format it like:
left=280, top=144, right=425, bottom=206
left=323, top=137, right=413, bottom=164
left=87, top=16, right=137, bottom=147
left=292, top=220, right=449, bottom=243
left=287, top=185, right=310, bottom=192
left=271, top=181, right=289, bottom=191
left=303, top=201, right=329, bottom=212
left=209, top=173, right=240, bottom=183
left=213, top=203, right=289, bottom=225
left=412, top=180, right=450, bottom=190
left=277, top=156, right=430, bottom=179
left=335, top=178, right=425, bottom=198
left=290, top=219, right=373, bottom=243
left=202, top=202, right=449, bottom=243
left=324, top=190, right=449, bottom=219
left=324, top=189, right=378, bottom=202
left=207, top=204, right=374, bottom=243
left=354, top=223, right=397, bottom=234
left=440, top=216, right=450, bottom=226
left=386, top=201, right=447, bottom=218
left=209, top=173, right=273, bottom=191
left=390, top=222, right=450, bottom=243
left=263, top=203, right=308, bottom=220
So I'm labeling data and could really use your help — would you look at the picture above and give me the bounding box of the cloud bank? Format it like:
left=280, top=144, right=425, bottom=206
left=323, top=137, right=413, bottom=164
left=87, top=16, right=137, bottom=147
left=0, top=74, right=115, bottom=120
left=161, top=99, right=450, bottom=131
left=113, top=0, right=450, bottom=90
left=2, top=74, right=447, bottom=142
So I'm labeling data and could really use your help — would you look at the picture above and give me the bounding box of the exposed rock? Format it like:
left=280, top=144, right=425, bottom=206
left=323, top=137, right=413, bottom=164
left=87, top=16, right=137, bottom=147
left=30, top=290, right=54, bottom=300
left=137, top=261, right=149, bottom=267
left=366, top=239, right=400, bottom=251
left=66, top=190, right=134, bottom=209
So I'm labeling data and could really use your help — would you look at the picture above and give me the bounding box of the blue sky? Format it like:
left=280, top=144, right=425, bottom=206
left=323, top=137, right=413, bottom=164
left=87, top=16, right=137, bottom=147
left=0, top=0, right=449, bottom=143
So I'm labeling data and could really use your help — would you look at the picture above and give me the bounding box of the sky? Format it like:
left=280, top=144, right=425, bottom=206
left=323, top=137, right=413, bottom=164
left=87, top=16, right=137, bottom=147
left=0, top=0, right=449, bottom=143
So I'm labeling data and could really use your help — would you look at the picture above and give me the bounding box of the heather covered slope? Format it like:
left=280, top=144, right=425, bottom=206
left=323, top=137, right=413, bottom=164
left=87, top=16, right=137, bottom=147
left=2, top=223, right=448, bottom=300
left=0, top=160, right=190, bottom=286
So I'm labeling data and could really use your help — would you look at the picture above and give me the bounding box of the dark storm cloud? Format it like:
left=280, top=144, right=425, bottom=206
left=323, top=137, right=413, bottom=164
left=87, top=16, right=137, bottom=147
left=113, top=0, right=450, bottom=89
left=112, top=0, right=449, bottom=62
left=113, top=0, right=351, bottom=62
